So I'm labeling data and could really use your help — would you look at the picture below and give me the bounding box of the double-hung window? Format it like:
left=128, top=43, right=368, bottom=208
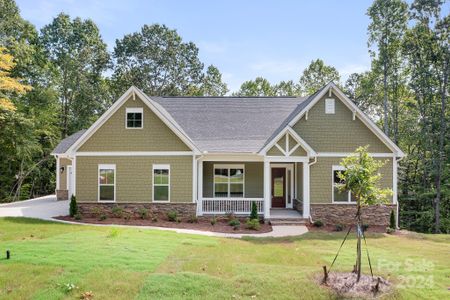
left=153, top=164, right=170, bottom=202
left=213, top=164, right=244, bottom=198
left=126, top=107, right=143, bottom=129
left=332, top=165, right=356, bottom=203
left=98, top=164, right=115, bottom=202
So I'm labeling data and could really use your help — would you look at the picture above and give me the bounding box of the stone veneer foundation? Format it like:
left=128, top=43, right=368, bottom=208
left=310, top=204, right=397, bottom=226
left=56, top=189, right=68, bottom=200
left=78, top=202, right=196, bottom=219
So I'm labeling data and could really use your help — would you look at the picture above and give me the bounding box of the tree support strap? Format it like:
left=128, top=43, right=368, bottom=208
left=327, top=224, right=353, bottom=274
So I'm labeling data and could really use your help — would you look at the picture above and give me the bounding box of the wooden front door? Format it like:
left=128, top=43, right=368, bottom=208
left=271, top=168, right=286, bottom=208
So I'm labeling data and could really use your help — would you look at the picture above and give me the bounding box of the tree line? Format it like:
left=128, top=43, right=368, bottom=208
left=0, top=0, right=448, bottom=233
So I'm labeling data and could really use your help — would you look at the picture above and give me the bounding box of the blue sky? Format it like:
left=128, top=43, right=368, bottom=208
left=17, top=0, right=377, bottom=92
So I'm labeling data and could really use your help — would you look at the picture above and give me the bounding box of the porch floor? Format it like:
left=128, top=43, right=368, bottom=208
left=270, top=209, right=303, bottom=219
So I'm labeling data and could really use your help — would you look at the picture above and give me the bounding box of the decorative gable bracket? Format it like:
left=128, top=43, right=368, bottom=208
left=260, top=127, right=317, bottom=157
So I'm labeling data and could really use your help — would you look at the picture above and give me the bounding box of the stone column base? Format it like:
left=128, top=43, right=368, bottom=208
left=56, top=190, right=68, bottom=200
left=310, top=203, right=397, bottom=226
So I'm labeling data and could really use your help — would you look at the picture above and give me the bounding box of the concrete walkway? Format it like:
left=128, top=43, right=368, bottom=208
left=0, top=196, right=308, bottom=238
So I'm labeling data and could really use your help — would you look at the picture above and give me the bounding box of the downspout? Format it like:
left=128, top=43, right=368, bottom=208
left=307, top=156, right=317, bottom=223
left=395, top=155, right=405, bottom=230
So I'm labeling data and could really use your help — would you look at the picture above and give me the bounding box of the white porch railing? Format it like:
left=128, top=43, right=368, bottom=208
left=199, top=198, right=264, bottom=215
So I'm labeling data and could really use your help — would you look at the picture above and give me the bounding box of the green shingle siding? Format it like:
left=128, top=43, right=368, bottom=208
left=292, top=92, right=391, bottom=153
left=79, top=96, right=190, bottom=152
left=310, top=157, right=393, bottom=204
left=76, top=156, right=192, bottom=203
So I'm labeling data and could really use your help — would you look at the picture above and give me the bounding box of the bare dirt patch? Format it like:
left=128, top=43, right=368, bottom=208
left=55, top=216, right=272, bottom=234
left=319, top=272, right=392, bottom=299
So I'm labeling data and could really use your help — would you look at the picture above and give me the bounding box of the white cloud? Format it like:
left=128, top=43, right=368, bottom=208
left=338, top=63, right=370, bottom=80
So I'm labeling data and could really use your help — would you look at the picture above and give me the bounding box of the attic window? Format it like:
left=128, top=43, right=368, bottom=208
left=126, top=107, right=143, bottom=128
left=325, top=98, right=335, bottom=114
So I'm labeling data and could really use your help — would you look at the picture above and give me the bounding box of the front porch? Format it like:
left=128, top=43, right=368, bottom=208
left=195, top=157, right=311, bottom=219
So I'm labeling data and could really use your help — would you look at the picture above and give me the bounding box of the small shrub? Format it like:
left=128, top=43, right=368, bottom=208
left=210, top=216, right=217, bottom=226
left=246, top=219, right=260, bottom=230
left=124, top=214, right=131, bottom=221
left=313, top=220, right=324, bottom=227
left=187, top=215, right=198, bottom=223
left=99, top=214, right=107, bottom=221
left=389, top=209, right=396, bottom=229
left=334, top=224, right=344, bottom=232
left=229, top=219, right=240, bottom=230
left=386, top=227, right=395, bottom=234
left=167, top=211, right=178, bottom=222
left=138, top=207, right=148, bottom=219
left=250, top=201, right=258, bottom=220
left=111, top=205, right=123, bottom=218
left=92, top=207, right=102, bottom=217
left=69, top=195, right=78, bottom=217
left=152, top=216, right=158, bottom=222
left=362, top=224, right=369, bottom=232
left=225, top=212, right=235, bottom=221
left=74, top=213, right=82, bottom=221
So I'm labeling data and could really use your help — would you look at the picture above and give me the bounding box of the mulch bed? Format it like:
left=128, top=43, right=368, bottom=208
left=307, top=224, right=388, bottom=234
left=55, top=215, right=273, bottom=234
left=319, top=272, right=392, bottom=298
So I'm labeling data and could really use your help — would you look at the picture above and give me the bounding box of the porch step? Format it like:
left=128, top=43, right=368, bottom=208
left=269, top=218, right=309, bottom=226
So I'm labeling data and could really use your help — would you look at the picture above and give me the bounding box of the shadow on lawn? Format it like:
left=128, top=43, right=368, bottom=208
left=242, top=231, right=386, bottom=244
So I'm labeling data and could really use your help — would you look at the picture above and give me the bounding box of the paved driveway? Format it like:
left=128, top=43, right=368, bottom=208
left=0, top=195, right=68, bottom=220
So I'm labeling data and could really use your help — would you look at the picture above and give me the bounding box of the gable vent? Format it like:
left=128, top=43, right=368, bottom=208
left=325, top=98, right=335, bottom=114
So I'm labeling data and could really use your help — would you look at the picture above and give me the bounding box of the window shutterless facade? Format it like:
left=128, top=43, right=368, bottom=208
left=213, top=164, right=244, bottom=198
left=98, top=164, right=116, bottom=202
left=332, top=165, right=356, bottom=203
left=126, top=107, right=143, bottom=129
left=153, top=164, right=170, bottom=202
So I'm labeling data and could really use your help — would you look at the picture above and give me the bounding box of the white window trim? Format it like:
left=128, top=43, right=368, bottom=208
left=331, top=165, right=356, bottom=204
left=98, top=164, right=116, bottom=203
left=213, top=164, right=245, bottom=198
left=125, top=107, right=143, bottom=129
left=152, top=164, right=170, bottom=203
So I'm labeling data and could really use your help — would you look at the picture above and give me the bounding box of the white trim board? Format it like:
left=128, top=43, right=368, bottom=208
left=152, top=164, right=171, bottom=203
left=317, top=152, right=395, bottom=157
left=259, top=126, right=317, bottom=157
left=76, top=151, right=193, bottom=156
left=66, top=86, right=200, bottom=155
left=285, top=83, right=404, bottom=157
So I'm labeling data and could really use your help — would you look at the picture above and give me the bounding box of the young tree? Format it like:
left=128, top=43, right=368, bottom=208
left=112, top=24, right=204, bottom=97
left=298, top=59, right=340, bottom=96
left=336, top=146, right=392, bottom=281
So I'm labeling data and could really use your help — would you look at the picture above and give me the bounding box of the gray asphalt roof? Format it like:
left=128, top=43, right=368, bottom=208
left=52, top=95, right=314, bottom=154
left=52, top=129, right=87, bottom=154
left=152, top=96, right=308, bottom=152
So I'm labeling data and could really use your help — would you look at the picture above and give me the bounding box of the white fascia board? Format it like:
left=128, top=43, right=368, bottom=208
left=259, top=126, right=316, bottom=157
left=287, top=82, right=405, bottom=157
left=76, top=151, right=194, bottom=156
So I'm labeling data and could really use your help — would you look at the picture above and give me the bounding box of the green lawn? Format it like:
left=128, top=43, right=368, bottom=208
left=0, top=218, right=448, bottom=299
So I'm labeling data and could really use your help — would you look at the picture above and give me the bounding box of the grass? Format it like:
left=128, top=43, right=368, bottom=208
left=0, top=217, right=448, bottom=299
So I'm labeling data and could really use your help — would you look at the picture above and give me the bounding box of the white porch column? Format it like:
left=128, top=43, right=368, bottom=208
left=197, top=159, right=203, bottom=216
left=56, top=156, right=60, bottom=191
left=264, top=160, right=271, bottom=219
left=302, top=161, right=310, bottom=218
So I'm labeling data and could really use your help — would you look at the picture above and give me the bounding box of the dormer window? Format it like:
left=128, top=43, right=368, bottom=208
left=126, top=107, right=143, bottom=129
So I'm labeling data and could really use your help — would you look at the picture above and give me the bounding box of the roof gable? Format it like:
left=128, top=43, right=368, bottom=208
left=66, top=87, right=200, bottom=155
